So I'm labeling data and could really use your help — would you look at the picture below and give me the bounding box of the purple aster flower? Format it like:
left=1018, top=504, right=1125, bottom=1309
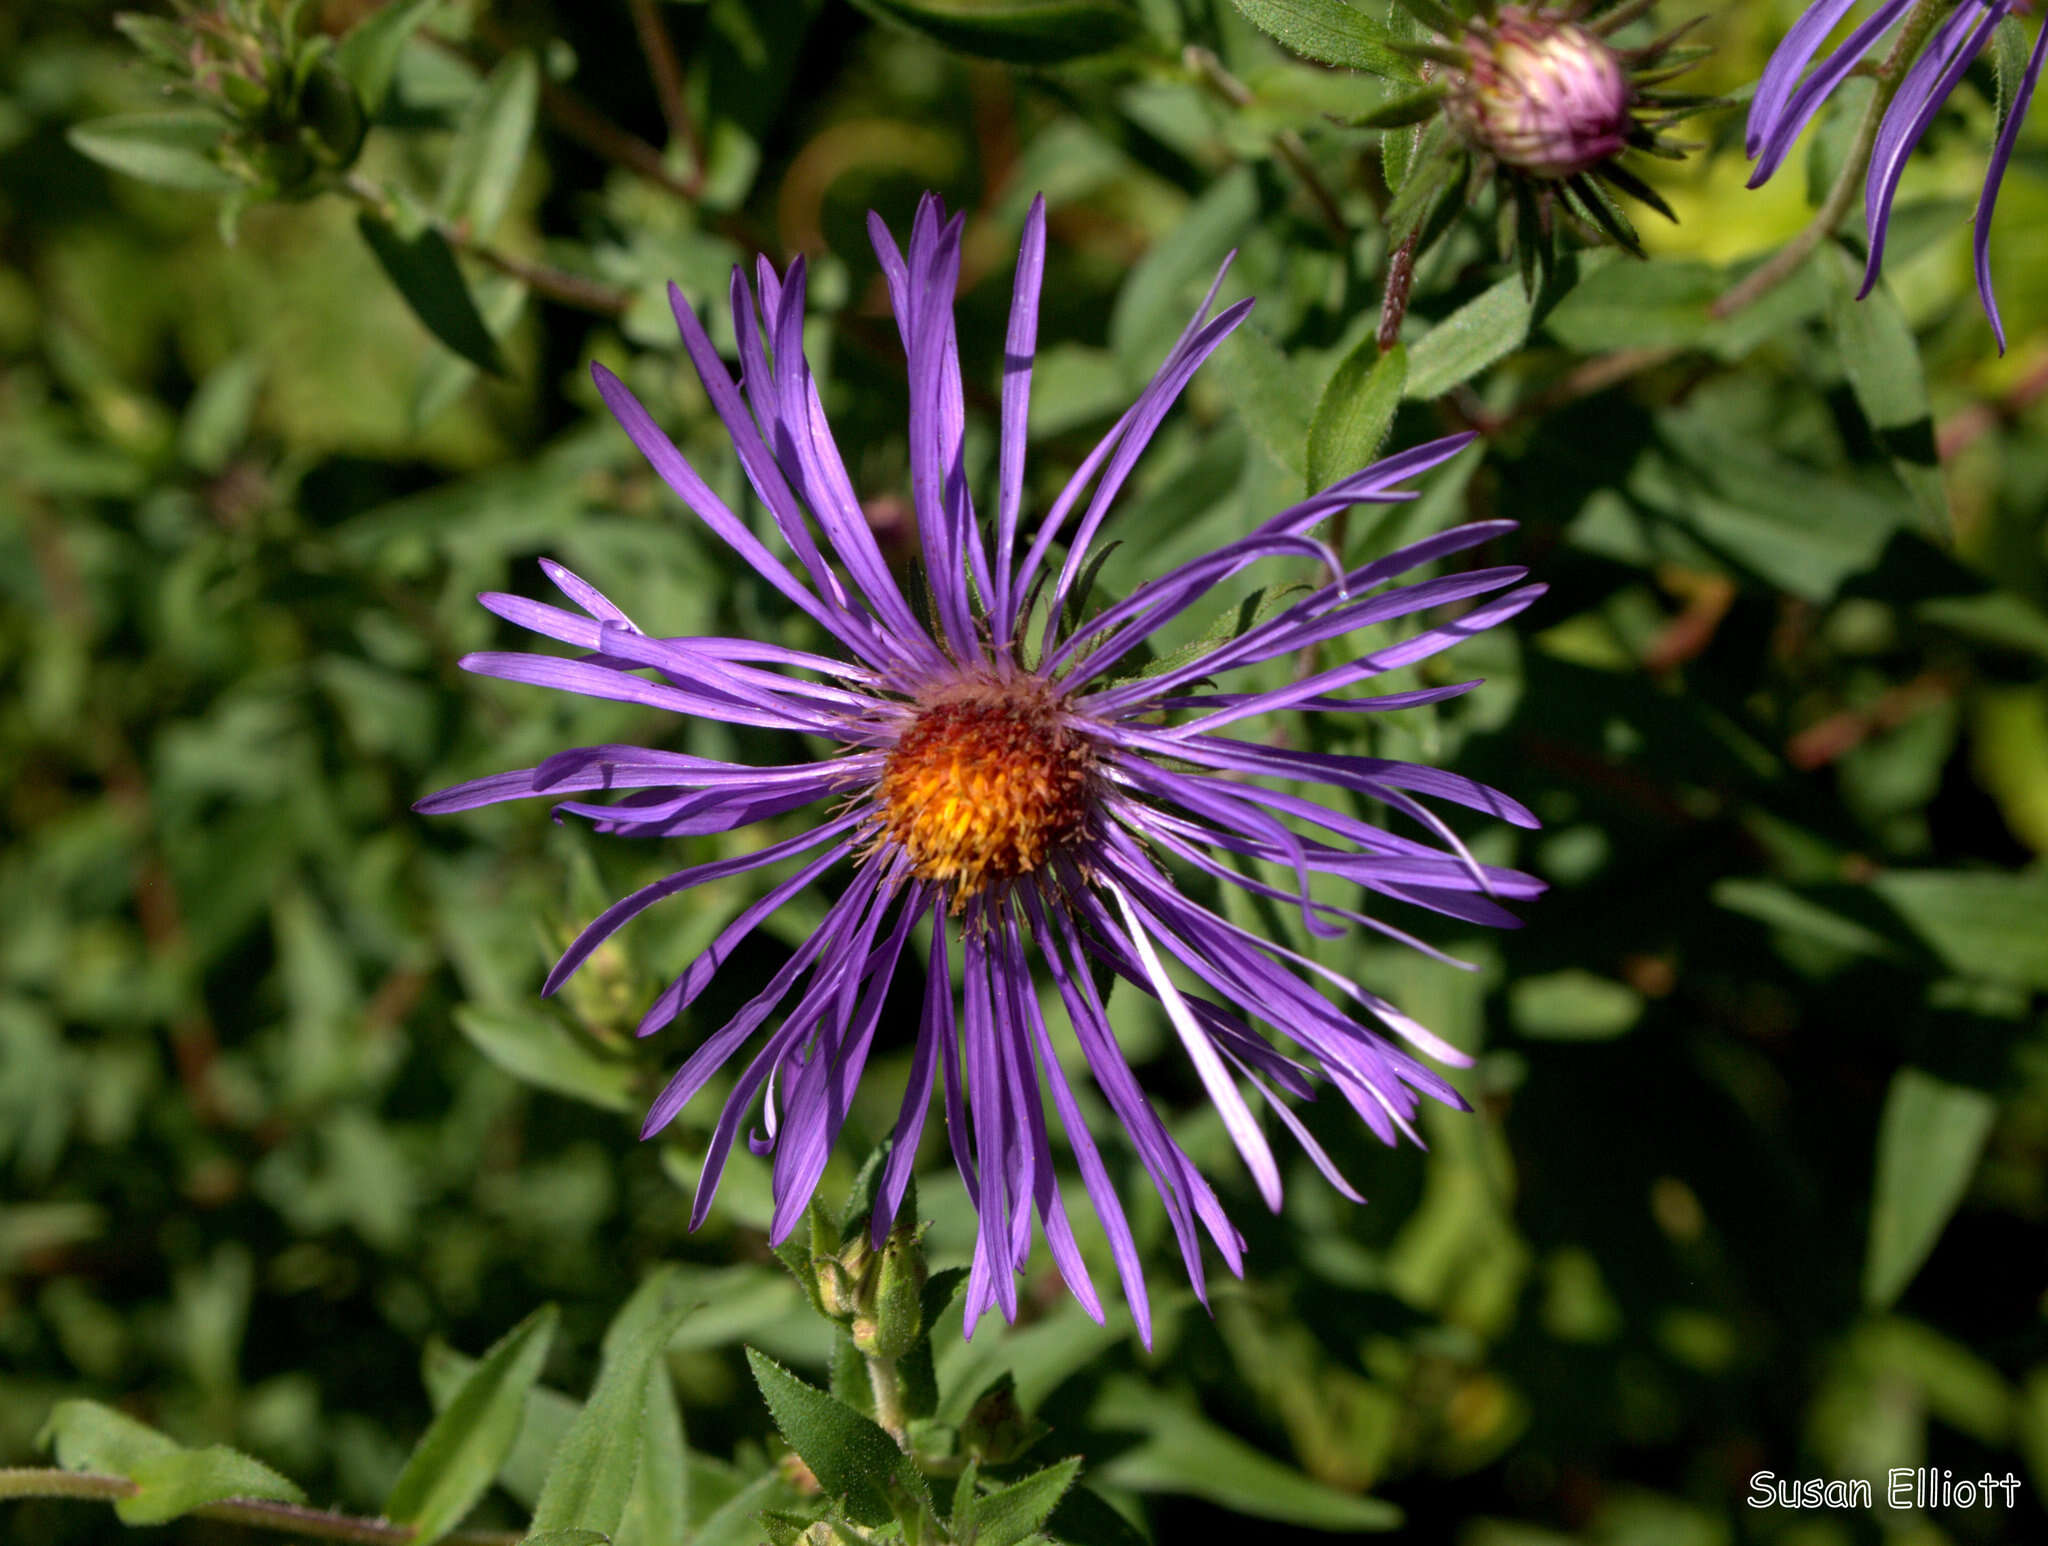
left=1745, top=0, right=2047, bottom=351
left=417, top=193, right=1546, bottom=1342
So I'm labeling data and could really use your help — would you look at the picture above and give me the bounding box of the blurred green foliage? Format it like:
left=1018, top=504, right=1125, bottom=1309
left=3, top=1, right=2046, bottom=1543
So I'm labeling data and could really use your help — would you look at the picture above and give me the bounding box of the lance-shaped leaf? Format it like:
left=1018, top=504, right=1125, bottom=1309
left=39, top=1401, right=305, bottom=1526
left=438, top=51, right=541, bottom=238
left=1865, top=1068, right=1998, bottom=1310
left=358, top=213, right=508, bottom=376
left=384, top=1304, right=558, bottom=1545
left=526, top=1270, right=696, bottom=1540
left=1228, top=0, right=1410, bottom=78
left=68, top=113, right=240, bottom=193
left=1308, top=340, right=1407, bottom=499
left=336, top=0, right=444, bottom=117
left=746, top=1348, right=930, bottom=1528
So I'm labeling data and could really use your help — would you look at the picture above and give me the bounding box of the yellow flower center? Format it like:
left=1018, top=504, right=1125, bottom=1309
left=877, top=679, right=1091, bottom=902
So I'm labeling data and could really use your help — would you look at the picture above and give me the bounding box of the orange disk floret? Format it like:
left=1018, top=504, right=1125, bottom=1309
left=877, top=679, right=1092, bottom=900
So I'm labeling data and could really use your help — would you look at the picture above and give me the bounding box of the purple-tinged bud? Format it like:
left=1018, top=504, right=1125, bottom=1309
left=1453, top=9, right=1632, bottom=180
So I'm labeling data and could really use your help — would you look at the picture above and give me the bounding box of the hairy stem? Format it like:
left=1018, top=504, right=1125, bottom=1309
left=626, top=0, right=705, bottom=192
left=1713, top=0, right=1952, bottom=318
left=0, top=1470, right=522, bottom=1545
left=867, top=1353, right=910, bottom=1445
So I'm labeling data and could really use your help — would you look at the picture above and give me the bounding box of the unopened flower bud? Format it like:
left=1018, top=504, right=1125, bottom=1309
left=1455, top=10, right=1631, bottom=179
left=850, top=1223, right=926, bottom=1360
left=813, top=1228, right=874, bottom=1319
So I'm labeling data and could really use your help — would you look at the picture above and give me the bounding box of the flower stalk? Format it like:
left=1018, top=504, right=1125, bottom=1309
left=1714, top=0, right=1952, bottom=318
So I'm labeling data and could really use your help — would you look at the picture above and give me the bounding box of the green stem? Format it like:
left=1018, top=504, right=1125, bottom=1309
left=867, top=1353, right=910, bottom=1446
left=341, top=174, right=633, bottom=318
left=1713, top=0, right=1955, bottom=319
left=0, top=1469, right=522, bottom=1545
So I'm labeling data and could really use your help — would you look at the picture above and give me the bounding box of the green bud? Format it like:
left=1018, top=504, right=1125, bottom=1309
left=297, top=60, right=366, bottom=171
left=851, top=1222, right=927, bottom=1361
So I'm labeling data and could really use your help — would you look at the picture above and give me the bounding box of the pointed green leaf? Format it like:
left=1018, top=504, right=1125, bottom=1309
left=358, top=214, right=508, bottom=376
left=336, top=0, right=444, bottom=116
left=1227, top=0, right=1409, bottom=77
left=971, top=1455, right=1082, bottom=1546
left=423, top=1341, right=583, bottom=1509
left=1864, top=1068, right=1998, bottom=1310
left=1307, top=339, right=1406, bottom=498
left=385, top=1304, right=558, bottom=1545
left=613, top=1344, right=688, bottom=1546
left=1405, top=271, right=1542, bottom=398
left=1222, top=321, right=1316, bottom=480
left=527, top=1271, right=695, bottom=1539
left=39, top=1401, right=305, bottom=1526
left=1091, top=1379, right=1400, bottom=1530
left=452, top=1005, right=633, bottom=1112
left=438, top=51, right=540, bottom=238
left=849, top=0, right=1144, bottom=65
left=68, top=113, right=240, bottom=193
left=1870, top=869, right=2048, bottom=988
left=745, top=1348, right=921, bottom=1528
left=1827, top=247, right=1946, bottom=538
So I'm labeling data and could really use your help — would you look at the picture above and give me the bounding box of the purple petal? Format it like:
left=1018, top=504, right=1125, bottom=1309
left=1861, top=3, right=2007, bottom=292
left=1973, top=11, right=2047, bottom=351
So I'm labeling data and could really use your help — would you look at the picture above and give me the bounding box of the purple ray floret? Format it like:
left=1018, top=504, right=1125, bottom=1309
left=417, top=192, right=1546, bottom=1344
left=1744, top=0, right=2043, bottom=352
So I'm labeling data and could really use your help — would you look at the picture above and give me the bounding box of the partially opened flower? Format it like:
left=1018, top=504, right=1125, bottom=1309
left=1745, top=0, right=2046, bottom=351
left=418, top=194, right=1545, bottom=1341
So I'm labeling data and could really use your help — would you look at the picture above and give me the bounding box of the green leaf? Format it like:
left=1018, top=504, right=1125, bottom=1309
left=1221, top=322, right=1316, bottom=481
left=1091, top=1379, right=1400, bottom=1530
left=336, top=0, right=444, bottom=117
left=745, top=1347, right=923, bottom=1528
left=1227, top=0, right=1409, bottom=77
left=1405, top=273, right=1537, bottom=399
left=614, top=1339, right=689, bottom=1546
left=438, top=51, right=541, bottom=238
left=1991, top=16, right=2031, bottom=131
left=423, top=1342, right=583, bottom=1510
left=1864, top=1069, right=1998, bottom=1310
left=179, top=353, right=264, bottom=474
left=528, top=1271, right=696, bottom=1539
left=358, top=214, right=508, bottom=376
left=452, top=1005, right=634, bottom=1112
left=971, top=1455, right=1082, bottom=1546
left=1508, top=969, right=1645, bottom=1041
left=1827, top=247, right=1946, bottom=538
left=1870, top=870, right=2048, bottom=989
left=385, top=1304, right=558, bottom=1545
left=39, top=1400, right=306, bottom=1526
left=1307, top=339, right=1406, bottom=498
left=849, top=0, right=1145, bottom=65
left=68, top=113, right=240, bottom=193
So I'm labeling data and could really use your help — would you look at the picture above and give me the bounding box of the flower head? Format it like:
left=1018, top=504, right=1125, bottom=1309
left=418, top=194, right=1546, bottom=1341
left=1376, top=2, right=1709, bottom=272
left=1745, top=0, right=2046, bottom=352
left=1453, top=9, right=1635, bottom=178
